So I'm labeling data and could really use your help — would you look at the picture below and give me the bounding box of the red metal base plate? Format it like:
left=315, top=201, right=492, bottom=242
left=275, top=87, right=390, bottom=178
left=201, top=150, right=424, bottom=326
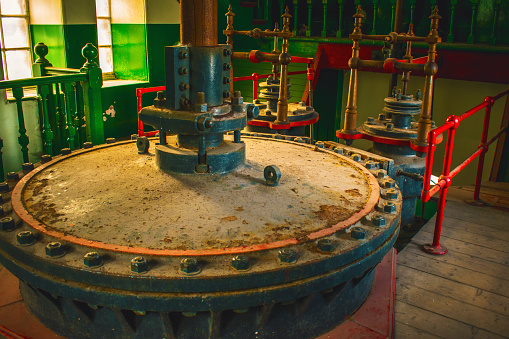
left=0, top=249, right=397, bottom=339
left=423, top=244, right=448, bottom=255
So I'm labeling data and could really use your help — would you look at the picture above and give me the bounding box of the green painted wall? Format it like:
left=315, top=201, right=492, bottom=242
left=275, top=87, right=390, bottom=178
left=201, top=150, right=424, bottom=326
left=30, top=25, right=66, bottom=68
left=146, top=24, right=180, bottom=86
left=63, top=24, right=98, bottom=69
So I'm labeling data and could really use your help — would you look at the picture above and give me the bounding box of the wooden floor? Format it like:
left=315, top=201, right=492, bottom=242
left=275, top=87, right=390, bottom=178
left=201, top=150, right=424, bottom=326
left=394, top=186, right=509, bottom=339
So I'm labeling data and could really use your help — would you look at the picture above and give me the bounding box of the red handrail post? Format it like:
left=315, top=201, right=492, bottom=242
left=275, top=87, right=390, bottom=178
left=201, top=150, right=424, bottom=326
left=471, top=96, right=494, bottom=204
left=136, top=88, right=145, bottom=137
left=252, top=73, right=259, bottom=100
left=423, top=115, right=459, bottom=255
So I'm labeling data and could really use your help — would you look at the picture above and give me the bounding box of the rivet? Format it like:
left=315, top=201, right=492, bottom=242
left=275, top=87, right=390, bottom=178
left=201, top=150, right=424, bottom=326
left=41, top=155, right=52, bottom=163
left=131, top=256, right=148, bottom=273
left=22, top=163, right=34, bottom=172
left=231, top=255, right=250, bottom=271
left=372, top=215, right=386, bottom=227
left=179, top=82, right=190, bottom=91
left=45, top=242, right=66, bottom=257
left=178, top=67, right=188, bottom=75
left=83, top=142, right=93, bottom=149
left=351, top=227, right=366, bottom=240
left=278, top=248, right=297, bottom=264
left=178, top=50, right=188, bottom=59
left=105, top=138, right=116, bottom=144
left=83, top=252, right=103, bottom=268
left=0, top=217, right=15, bottom=231
left=180, top=257, right=200, bottom=274
left=317, top=239, right=335, bottom=253
left=383, top=201, right=397, bottom=213
left=17, top=231, right=36, bottom=246
left=7, top=172, right=19, bottom=181
left=61, top=148, right=71, bottom=155
left=223, top=49, right=232, bottom=56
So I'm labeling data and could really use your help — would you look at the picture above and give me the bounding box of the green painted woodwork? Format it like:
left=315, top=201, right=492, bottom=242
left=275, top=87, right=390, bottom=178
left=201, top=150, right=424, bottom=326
left=111, top=24, right=148, bottom=81
left=146, top=24, right=180, bottom=86
left=63, top=24, right=98, bottom=69
left=30, top=25, right=66, bottom=68
left=312, top=68, right=341, bottom=142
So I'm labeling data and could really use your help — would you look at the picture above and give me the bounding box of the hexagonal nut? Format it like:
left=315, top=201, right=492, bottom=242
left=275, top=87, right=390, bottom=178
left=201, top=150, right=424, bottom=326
left=273, top=134, right=282, bottom=140
left=22, top=163, right=34, bottom=172
left=315, top=141, right=324, bottom=148
left=246, top=104, right=260, bottom=119
left=106, top=138, right=116, bottom=144
left=367, top=117, right=375, bottom=124
left=294, top=137, right=304, bottom=143
left=83, top=252, right=103, bottom=268
left=17, top=231, right=36, bottom=246
left=0, top=182, right=9, bottom=193
left=383, top=201, right=397, bottom=213
left=195, top=164, right=209, bottom=174
left=364, top=161, right=377, bottom=169
left=351, top=227, right=366, bottom=240
left=41, top=155, right=52, bottom=163
left=386, top=123, right=394, bottom=131
left=131, top=256, right=149, bottom=273
left=317, top=239, right=335, bottom=253
left=232, top=96, right=244, bottom=106
left=278, top=248, right=297, bottom=264
left=197, top=116, right=214, bottom=131
left=382, top=179, right=395, bottom=188
left=180, top=257, right=199, bottom=274
left=351, top=154, right=362, bottom=162
left=61, top=148, right=71, bottom=155
left=7, top=172, right=19, bottom=181
left=375, top=169, right=387, bottom=179
left=45, top=242, right=66, bottom=257
left=372, top=215, right=386, bottom=227
left=334, top=147, right=344, bottom=155
left=383, top=188, right=399, bottom=200
left=232, top=255, right=250, bottom=271
left=194, top=103, right=208, bottom=112
left=136, top=136, right=150, bottom=154
left=0, top=217, right=16, bottom=232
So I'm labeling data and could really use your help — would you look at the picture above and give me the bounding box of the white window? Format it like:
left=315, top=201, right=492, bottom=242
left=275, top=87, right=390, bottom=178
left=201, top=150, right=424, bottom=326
left=0, top=0, right=31, bottom=80
left=95, top=0, right=114, bottom=75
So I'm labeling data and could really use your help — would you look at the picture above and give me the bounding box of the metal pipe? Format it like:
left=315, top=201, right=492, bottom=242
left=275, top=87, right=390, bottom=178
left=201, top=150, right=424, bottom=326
left=473, top=97, right=493, bottom=201
left=394, top=0, right=404, bottom=33
left=180, top=0, right=218, bottom=46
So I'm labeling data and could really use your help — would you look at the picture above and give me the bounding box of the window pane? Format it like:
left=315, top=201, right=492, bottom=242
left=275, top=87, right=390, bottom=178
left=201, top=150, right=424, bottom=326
left=2, top=17, right=29, bottom=48
left=97, top=18, right=112, bottom=46
left=98, top=47, right=113, bottom=73
left=0, top=0, right=26, bottom=15
left=5, top=49, right=31, bottom=79
left=95, top=0, right=110, bottom=17
left=1, top=51, right=7, bottom=80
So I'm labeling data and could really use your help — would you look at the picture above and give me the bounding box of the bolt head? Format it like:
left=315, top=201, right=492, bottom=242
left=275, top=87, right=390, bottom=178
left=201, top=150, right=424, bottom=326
left=194, top=103, right=208, bottom=112
left=372, top=215, right=386, bottom=227
left=0, top=182, right=8, bottom=193
left=0, top=217, right=15, bottom=231
left=273, top=134, right=282, bottom=140
left=246, top=104, right=260, bottom=119
left=83, top=142, right=93, bottom=149
left=386, top=123, right=394, bottom=131
left=232, top=97, right=243, bottom=106
left=294, top=137, right=304, bottom=143
left=105, top=138, right=116, bottom=144
left=180, top=257, right=199, bottom=274
left=334, top=147, right=344, bottom=154
left=379, top=113, right=386, bottom=121
left=351, top=154, right=362, bottom=162
left=317, top=239, right=335, bottom=253
left=315, top=141, right=324, bottom=148
left=351, top=227, right=366, bottom=240
left=22, top=163, right=34, bottom=172
left=41, top=155, right=52, bottom=163
left=17, top=231, right=36, bottom=246
left=300, top=101, right=306, bottom=106
left=46, top=242, right=66, bottom=257
left=61, top=148, right=71, bottom=155
left=365, top=161, right=378, bottom=169
left=367, top=117, right=375, bottom=124
left=382, top=179, right=395, bottom=188
left=375, top=170, right=387, bottom=179
left=84, top=252, right=103, bottom=268
left=383, top=201, right=397, bottom=213
left=131, top=256, right=148, bottom=273
left=137, top=137, right=150, bottom=154
left=383, top=188, right=399, bottom=200
left=232, top=255, right=250, bottom=271
left=278, top=248, right=297, bottom=264
left=7, top=172, right=19, bottom=181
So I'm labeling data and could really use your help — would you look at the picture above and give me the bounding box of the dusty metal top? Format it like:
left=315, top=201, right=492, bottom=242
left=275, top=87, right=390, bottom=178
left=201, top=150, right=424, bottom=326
left=16, top=137, right=377, bottom=254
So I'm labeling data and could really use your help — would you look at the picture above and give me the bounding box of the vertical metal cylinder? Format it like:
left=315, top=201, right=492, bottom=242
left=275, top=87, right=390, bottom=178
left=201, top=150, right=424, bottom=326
left=180, top=0, right=218, bottom=46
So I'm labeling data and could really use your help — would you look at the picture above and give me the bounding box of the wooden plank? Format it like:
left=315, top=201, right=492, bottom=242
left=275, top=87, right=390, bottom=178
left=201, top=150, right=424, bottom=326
left=489, top=85, right=509, bottom=182
left=394, top=321, right=437, bottom=339
left=395, top=301, right=506, bottom=339
left=397, top=250, right=509, bottom=297
left=420, top=219, right=509, bottom=253
left=440, top=201, right=509, bottom=229
left=422, top=215, right=509, bottom=239
left=413, top=230, right=509, bottom=265
left=403, top=241, right=509, bottom=281
left=397, top=265, right=509, bottom=316
left=396, top=286, right=509, bottom=337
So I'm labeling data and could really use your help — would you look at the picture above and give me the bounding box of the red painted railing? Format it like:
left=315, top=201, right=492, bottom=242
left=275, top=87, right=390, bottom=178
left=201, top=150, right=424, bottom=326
left=136, top=86, right=164, bottom=137
left=421, top=89, right=509, bottom=255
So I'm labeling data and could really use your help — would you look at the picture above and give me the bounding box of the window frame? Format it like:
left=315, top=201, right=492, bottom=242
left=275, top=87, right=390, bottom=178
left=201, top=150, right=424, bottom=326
left=95, top=0, right=115, bottom=79
left=0, top=0, right=33, bottom=80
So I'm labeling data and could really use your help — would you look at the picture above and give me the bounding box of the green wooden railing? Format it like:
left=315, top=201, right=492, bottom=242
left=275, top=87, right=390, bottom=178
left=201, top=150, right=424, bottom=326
left=281, top=0, right=506, bottom=45
left=0, top=42, right=104, bottom=182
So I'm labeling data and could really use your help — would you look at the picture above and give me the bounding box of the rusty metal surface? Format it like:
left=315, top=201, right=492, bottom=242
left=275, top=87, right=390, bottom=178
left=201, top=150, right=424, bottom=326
left=180, top=0, right=218, bottom=46
left=21, top=137, right=373, bottom=252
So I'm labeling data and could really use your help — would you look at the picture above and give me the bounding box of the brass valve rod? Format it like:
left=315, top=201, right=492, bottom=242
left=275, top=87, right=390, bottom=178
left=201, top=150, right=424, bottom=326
left=275, top=7, right=293, bottom=125
left=355, top=59, right=425, bottom=73
left=232, top=51, right=280, bottom=63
